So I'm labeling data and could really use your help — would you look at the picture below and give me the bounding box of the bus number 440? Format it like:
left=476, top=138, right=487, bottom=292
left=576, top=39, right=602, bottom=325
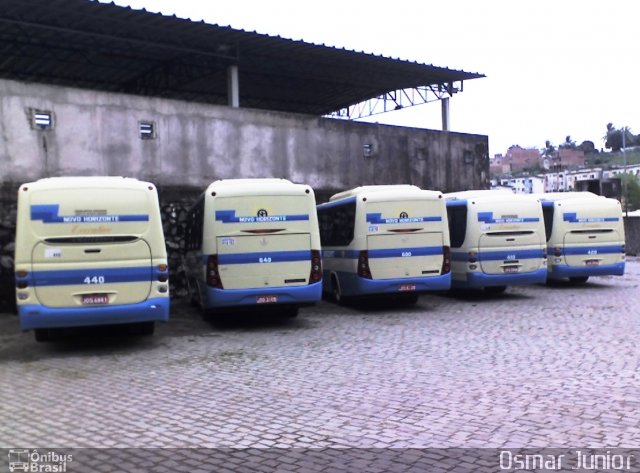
left=84, top=276, right=105, bottom=284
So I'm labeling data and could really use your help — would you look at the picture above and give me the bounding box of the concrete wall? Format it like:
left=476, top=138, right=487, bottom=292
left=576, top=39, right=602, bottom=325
left=0, top=79, right=489, bottom=195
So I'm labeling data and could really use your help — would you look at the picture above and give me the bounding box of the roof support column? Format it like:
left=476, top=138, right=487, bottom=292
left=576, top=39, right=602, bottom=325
left=227, top=64, right=239, bottom=108
left=441, top=97, right=450, bottom=131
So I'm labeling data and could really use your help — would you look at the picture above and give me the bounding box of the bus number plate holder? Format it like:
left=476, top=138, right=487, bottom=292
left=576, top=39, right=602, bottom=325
left=399, top=284, right=416, bottom=292
left=504, top=266, right=519, bottom=274
left=82, top=294, right=109, bottom=305
left=256, top=295, right=278, bottom=304
left=586, top=259, right=599, bottom=266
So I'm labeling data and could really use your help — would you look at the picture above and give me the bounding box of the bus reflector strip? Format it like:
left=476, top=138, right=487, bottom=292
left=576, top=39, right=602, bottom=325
left=218, top=250, right=311, bottom=265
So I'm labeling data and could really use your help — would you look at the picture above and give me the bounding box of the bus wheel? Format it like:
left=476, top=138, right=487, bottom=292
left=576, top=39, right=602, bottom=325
left=34, top=329, right=52, bottom=342
left=188, top=279, right=201, bottom=308
left=282, top=307, right=299, bottom=318
left=401, top=293, right=419, bottom=305
left=484, top=286, right=507, bottom=294
left=130, top=322, right=155, bottom=336
left=569, top=276, right=589, bottom=284
left=331, top=275, right=344, bottom=304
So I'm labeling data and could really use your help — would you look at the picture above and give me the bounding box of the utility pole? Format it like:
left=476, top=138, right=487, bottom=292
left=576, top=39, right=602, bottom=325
left=622, top=128, right=628, bottom=216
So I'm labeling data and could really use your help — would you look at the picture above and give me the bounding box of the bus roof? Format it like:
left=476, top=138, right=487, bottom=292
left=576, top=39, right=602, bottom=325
left=445, top=189, right=514, bottom=200
left=445, top=190, right=542, bottom=204
left=329, top=185, right=440, bottom=202
left=534, top=191, right=602, bottom=201
left=21, top=176, right=154, bottom=190
left=205, top=178, right=313, bottom=197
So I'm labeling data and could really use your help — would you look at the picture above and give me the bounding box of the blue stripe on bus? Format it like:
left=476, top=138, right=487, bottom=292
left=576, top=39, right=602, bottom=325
left=316, top=196, right=357, bottom=210
left=215, top=210, right=309, bottom=223
left=451, top=249, right=545, bottom=261
left=477, top=212, right=539, bottom=224
left=323, top=247, right=442, bottom=259
left=445, top=199, right=468, bottom=207
left=368, top=247, right=443, bottom=258
left=31, top=204, right=149, bottom=223
left=29, top=266, right=157, bottom=286
left=366, top=213, right=442, bottom=224
left=218, top=250, right=311, bottom=265
left=562, top=212, right=619, bottom=223
left=550, top=245, right=624, bottom=256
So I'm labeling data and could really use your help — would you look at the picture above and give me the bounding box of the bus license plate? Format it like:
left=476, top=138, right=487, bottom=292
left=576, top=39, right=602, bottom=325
left=82, top=294, right=109, bottom=305
left=586, top=259, right=600, bottom=266
left=504, top=266, right=519, bottom=274
left=256, top=295, right=278, bottom=304
left=399, top=284, right=416, bottom=292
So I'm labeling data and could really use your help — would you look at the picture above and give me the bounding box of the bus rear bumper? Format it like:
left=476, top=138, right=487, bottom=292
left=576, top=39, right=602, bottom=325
left=336, top=272, right=451, bottom=296
left=18, top=297, right=170, bottom=331
left=549, top=262, right=625, bottom=280
left=204, top=282, right=322, bottom=309
left=453, top=268, right=548, bottom=289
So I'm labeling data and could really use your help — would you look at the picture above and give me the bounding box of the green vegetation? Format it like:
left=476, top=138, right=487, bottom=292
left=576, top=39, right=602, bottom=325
left=584, top=149, right=640, bottom=167
left=621, top=174, right=640, bottom=212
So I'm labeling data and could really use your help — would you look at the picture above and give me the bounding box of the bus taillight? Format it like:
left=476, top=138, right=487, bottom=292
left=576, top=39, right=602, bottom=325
left=357, top=250, right=372, bottom=279
left=15, top=270, right=28, bottom=289
left=309, top=250, right=322, bottom=283
left=157, top=264, right=168, bottom=282
left=554, top=246, right=562, bottom=257
left=206, top=254, right=223, bottom=289
left=441, top=246, right=451, bottom=275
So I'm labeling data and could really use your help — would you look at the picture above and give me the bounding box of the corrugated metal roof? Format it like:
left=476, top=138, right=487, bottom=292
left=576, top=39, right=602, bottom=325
left=0, top=0, right=484, bottom=115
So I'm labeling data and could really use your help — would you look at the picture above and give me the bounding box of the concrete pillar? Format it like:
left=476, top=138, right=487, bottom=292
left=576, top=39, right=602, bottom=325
left=441, top=97, right=450, bottom=131
left=227, top=65, right=239, bottom=108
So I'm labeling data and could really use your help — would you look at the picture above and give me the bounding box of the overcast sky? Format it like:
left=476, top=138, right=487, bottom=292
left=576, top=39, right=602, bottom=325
left=108, top=0, right=640, bottom=157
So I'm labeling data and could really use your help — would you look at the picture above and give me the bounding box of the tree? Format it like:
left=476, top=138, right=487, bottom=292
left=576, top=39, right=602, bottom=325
left=578, top=140, right=596, bottom=154
left=621, top=173, right=640, bottom=212
left=559, top=135, right=576, bottom=150
left=605, top=123, right=638, bottom=151
left=604, top=123, right=623, bottom=151
left=542, top=140, right=556, bottom=157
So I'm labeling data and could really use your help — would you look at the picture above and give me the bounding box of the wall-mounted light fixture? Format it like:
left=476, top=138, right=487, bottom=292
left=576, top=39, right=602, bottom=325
left=30, top=109, right=53, bottom=130
left=139, top=121, right=156, bottom=140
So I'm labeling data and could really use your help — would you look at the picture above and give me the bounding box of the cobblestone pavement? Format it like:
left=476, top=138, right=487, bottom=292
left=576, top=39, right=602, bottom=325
left=0, top=260, right=639, bottom=469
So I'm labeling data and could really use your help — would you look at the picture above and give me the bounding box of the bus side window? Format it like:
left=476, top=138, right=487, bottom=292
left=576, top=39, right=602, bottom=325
left=541, top=203, right=554, bottom=242
left=318, top=201, right=356, bottom=246
left=447, top=205, right=467, bottom=248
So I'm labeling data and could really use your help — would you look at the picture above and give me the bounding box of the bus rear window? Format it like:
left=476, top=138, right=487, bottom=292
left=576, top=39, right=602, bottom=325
left=45, top=236, right=139, bottom=244
left=542, top=204, right=554, bottom=242
left=447, top=205, right=467, bottom=248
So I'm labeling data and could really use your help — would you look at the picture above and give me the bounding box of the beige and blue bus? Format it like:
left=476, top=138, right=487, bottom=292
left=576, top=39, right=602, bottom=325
left=183, top=178, right=322, bottom=316
left=14, top=177, right=170, bottom=341
left=317, top=185, right=451, bottom=303
left=445, top=190, right=547, bottom=292
left=538, top=192, right=625, bottom=283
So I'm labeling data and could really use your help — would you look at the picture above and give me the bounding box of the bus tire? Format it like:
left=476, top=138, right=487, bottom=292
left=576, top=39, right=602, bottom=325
left=282, top=307, right=299, bottom=318
left=188, top=279, right=201, bottom=308
left=34, top=329, right=51, bottom=342
left=131, top=322, right=155, bottom=336
left=331, top=274, right=347, bottom=304
left=401, top=293, right=419, bottom=305
left=484, top=285, right=507, bottom=294
left=569, top=276, right=589, bottom=284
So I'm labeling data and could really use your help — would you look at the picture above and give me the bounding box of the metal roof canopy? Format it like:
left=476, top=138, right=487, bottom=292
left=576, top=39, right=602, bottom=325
left=0, top=0, right=484, bottom=118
